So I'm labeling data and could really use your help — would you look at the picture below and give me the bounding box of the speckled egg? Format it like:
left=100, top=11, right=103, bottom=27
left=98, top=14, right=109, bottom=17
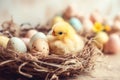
left=29, top=32, right=47, bottom=49
left=95, top=31, right=109, bottom=44
left=104, top=34, right=120, bottom=54
left=0, top=36, right=9, bottom=48
left=25, top=29, right=37, bottom=38
left=69, top=17, right=82, bottom=31
left=7, top=37, right=27, bottom=53
left=30, top=38, right=49, bottom=56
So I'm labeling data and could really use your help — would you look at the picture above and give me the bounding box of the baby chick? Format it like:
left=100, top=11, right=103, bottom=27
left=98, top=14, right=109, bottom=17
left=47, top=22, right=84, bottom=55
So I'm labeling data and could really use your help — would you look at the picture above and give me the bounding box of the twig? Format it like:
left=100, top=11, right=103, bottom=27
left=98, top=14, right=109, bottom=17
left=18, top=62, right=33, bottom=78
left=0, top=60, right=15, bottom=66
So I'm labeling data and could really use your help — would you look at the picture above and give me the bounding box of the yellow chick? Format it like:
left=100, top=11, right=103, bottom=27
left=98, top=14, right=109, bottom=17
left=47, top=22, right=84, bottom=55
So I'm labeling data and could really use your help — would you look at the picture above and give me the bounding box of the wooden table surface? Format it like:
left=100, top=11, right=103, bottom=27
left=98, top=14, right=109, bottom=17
left=64, top=54, right=120, bottom=80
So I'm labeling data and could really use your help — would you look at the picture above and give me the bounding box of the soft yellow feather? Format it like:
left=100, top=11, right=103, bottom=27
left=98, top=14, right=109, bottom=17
left=47, top=21, right=84, bottom=55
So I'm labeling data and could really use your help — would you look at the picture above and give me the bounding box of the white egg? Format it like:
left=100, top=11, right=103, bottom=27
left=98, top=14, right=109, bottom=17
left=7, top=37, right=27, bottom=53
left=29, top=32, right=47, bottom=49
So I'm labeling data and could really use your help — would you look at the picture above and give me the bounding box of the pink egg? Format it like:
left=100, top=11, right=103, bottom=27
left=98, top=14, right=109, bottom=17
left=21, top=38, right=30, bottom=47
left=63, top=4, right=77, bottom=20
left=114, top=13, right=120, bottom=21
left=90, top=10, right=103, bottom=23
left=112, top=20, right=120, bottom=31
left=104, top=34, right=120, bottom=54
left=25, top=29, right=37, bottom=38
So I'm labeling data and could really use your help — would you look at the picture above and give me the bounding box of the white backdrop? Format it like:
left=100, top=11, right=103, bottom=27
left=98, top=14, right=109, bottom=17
left=0, top=0, right=120, bottom=26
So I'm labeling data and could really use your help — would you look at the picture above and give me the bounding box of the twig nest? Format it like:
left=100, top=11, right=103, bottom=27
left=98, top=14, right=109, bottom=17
left=29, top=32, right=47, bottom=49
left=25, top=29, right=37, bottom=38
left=7, top=37, right=27, bottom=53
left=104, top=34, right=120, bottom=54
left=0, top=35, right=9, bottom=48
left=30, top=38, right=49, bottom=56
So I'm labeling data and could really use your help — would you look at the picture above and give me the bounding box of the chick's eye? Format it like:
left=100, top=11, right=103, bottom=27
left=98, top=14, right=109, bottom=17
left=58, top=32, right=63, bottom=35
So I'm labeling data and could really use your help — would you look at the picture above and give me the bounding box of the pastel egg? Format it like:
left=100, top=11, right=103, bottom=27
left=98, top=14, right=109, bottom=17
left=25, top=29, right=37, bottom=38
left=112, top=20, right=120, bottom=31
left=83, top=18, right=93, bottom=33
left=114, top=13, right=120, bottom=21
left=7, top=37, right=27, bottom=53
left=95, top=31, right=109, bottom=44
left=69, top=17, right=82, bottom=31
left=21, top=38, right=30, bottom=47
left=104, top=34, right=120, bottom=54
left=29, top=32, right=47, bottom=49
left=0, top=36, right=9, bottom=48
left=30, top=38, right=49, bottom=56
left=52, top=16, right=64, bottom=25
left=63, top=4, right=77, bottom=19
left=90, top=10, right=103, bottom=23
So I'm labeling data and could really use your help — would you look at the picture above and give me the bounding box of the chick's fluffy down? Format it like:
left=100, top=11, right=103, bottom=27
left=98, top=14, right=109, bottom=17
left=47, top=34, right=84, bottom=55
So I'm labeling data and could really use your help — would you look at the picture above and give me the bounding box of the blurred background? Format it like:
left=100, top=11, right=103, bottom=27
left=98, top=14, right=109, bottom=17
left=0, top=0, right=120, bottom=26
left=0, top=0, right=120, bottom=80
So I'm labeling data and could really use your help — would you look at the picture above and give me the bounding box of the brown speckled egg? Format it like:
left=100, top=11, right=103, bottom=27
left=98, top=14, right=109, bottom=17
left=25, top=29, right=37, bottom=38
left=104, top=34, right=120, bottom=54
left=30, top=38, right=49, bottom=56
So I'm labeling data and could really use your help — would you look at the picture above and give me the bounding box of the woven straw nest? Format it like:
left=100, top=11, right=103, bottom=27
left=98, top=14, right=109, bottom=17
left=0, top=27, right=102, bottom=80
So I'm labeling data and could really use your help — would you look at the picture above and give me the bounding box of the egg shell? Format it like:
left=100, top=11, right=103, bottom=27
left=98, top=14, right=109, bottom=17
left=95, top=32, right=109, bottom=44
left=112, top=20, right=120, bottom=31
left=114, top=13, right=120, bottom=21
left=83, top=18, right=93, bottom=33
left=69, top=17, right=82, bottom=31
left=104, top=34, right=120, bottom=54
left=90, top=10, right=103, bottom=23
left=52, top=16, right=64, bottom=25
left=0, top=36, right=9, bottom=48
left=30, top=38, right=49, bottom=56
left=63, top=4, right=77, bottom=19
left=21, top=38, right=30, bottom=47
left=29, top=32, right=47, bottom=49
left=7, top=37, right=27, bottom=53
left=25, top=29, right=37, bottom=38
